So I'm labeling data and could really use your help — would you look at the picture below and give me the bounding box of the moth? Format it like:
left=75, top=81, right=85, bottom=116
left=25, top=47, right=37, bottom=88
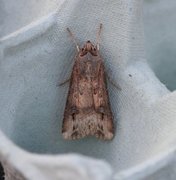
left=60, top=24, right=119, bottom=140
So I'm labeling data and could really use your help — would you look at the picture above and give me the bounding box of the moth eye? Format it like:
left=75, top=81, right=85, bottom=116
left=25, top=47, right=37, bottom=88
left=82, top=48, right=84, bottom=51
left=94, top=48, right=96, bottom=51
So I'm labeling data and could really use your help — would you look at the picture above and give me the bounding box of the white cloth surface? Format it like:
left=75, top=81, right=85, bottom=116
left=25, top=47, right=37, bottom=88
left=0, top=0, right=176, bottom=179
left=144, top=0, right=176, bottom=91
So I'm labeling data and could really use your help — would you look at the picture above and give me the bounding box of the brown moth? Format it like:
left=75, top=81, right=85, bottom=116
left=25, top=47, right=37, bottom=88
left=60, top=24, right=115, bottom=140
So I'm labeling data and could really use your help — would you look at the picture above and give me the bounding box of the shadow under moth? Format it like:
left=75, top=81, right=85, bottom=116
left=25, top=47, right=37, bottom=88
left=60, top=24, right=120, bottom=140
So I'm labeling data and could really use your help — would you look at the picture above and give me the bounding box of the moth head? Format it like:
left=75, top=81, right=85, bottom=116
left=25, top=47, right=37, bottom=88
left=67, top=24, right=102, bottom=56
left=80, top=41, right=98, bottom=56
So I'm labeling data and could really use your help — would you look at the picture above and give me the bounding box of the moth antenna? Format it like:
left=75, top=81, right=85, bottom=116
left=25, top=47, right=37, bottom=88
left=96, top=23, right=103, bottom=50
left=67, top=28, right=80, bottom=52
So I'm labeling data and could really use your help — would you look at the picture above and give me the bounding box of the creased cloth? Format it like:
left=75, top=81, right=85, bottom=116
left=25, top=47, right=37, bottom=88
left=0, top=0, right=176, bottom=180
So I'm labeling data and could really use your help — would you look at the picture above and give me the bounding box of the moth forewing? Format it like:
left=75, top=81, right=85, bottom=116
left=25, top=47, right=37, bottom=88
left=61, top=24, right=114, bottom=140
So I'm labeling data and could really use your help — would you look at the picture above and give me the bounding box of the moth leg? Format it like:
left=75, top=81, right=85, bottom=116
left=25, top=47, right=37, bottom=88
left=58, top=78, right=70, bottom=86
left=106, top=73, right=121, bottom=90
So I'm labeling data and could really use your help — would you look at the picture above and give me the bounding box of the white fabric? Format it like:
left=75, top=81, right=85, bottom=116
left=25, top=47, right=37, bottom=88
left=144, top=0, right=176, bottom=91
left=0, top=0, right=176, bottom=179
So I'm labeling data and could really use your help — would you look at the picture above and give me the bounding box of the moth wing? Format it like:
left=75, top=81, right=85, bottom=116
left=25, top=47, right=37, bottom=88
left=62, top=56, right=114, bottom=140
left=92, top=61, right=114, bottom=140
left=62, top=57, right=80, bottom=140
